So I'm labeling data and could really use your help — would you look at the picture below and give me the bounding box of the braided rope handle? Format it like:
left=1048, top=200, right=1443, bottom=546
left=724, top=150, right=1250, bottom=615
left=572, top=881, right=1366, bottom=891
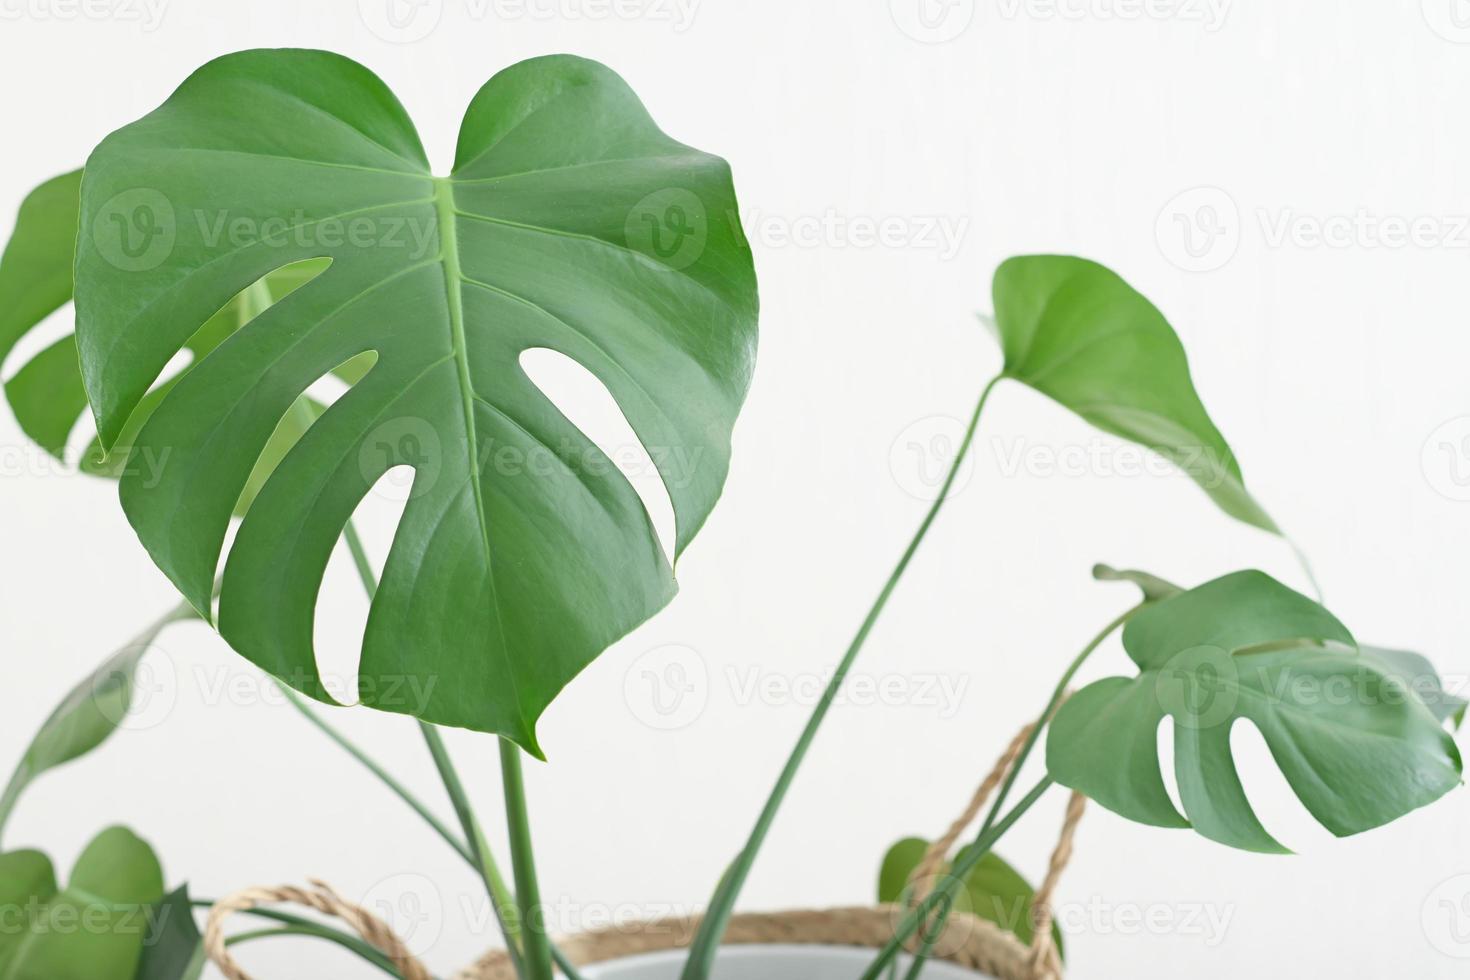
left=203, top=878, right=432, bottom=980
left=203, top=724, right=1084, bottom=980
left=907, top=719, right=1086, bottom=980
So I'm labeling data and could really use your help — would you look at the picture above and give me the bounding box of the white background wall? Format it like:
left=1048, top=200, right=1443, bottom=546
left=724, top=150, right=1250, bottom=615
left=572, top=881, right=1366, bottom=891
left=4, top=0, right=1470, bottom=976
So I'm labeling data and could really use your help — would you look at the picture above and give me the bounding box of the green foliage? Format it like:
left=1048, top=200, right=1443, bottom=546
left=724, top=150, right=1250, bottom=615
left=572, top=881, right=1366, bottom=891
left=134, top=886, right=205, bottom=980
left=1362, top=645, right=1468, bottom=728
left=990, top=255, right=1277, bottom=533
left=73, top=49, right=758, bottom=752
left=877, top=837, right=1063, bottom=954
left=0, top=172, right=323, bottom=508
left=0, top=827, right=164, bottom=980
left=1046, top=570, right=1463, bottom=852
left=0, top=605, right=196, bottom=844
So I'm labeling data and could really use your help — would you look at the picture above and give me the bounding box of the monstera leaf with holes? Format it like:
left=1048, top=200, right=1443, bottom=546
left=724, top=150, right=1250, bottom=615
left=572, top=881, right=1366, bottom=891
left=1046, top=570, right=1462, bottom=853
left=988, top=255, right=1277, bottom=534
left=74, top=50, right=758, bottom=752
left=0, top=170, right=330, bottom=514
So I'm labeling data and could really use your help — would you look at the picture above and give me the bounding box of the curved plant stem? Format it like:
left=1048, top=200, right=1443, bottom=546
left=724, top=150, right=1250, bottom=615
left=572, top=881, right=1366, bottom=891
left=857, top=778, right=1054, bottom=980
left=193, top=899, right=408, bottom=977
left=279, top=686, right=474, bottom=867
left=225, top=923, right=407, bottom=977
left=977, top=602, right=1141, bottom=838
left=903, top=603, right=1142, bottom=980
left=500, top=740, right=555, bottom=980
left=419, top=721, right=525, bottom=979
left=679, top=375, right=1005, bottom=980
left=341, top=520, right=580, bottom=980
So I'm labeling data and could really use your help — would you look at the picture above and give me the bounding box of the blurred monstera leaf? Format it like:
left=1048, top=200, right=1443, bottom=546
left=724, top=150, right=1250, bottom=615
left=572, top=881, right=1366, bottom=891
left=877, top=837, right=1062, bottom=955
left=0, top=604, right=195, bottom=845
left=0, top=169, right=328, bottom=515
left=0, top=827, right=165, bottom=980
left=1361, top=645, right=1467, bottom=728
left=1046, top=570, right=1462, bottom=852
left=989, top=255, right=1277, bottom=534
left=74, top=50, right=758, bottom=751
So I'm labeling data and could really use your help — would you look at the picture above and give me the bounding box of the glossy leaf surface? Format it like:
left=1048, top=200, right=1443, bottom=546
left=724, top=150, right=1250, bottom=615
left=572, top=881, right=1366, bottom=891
left=991, top=256, right=1276, bottom=533
left=75, top=50, right=758, bottom=749
left=0, top=171, right=324, bottom=516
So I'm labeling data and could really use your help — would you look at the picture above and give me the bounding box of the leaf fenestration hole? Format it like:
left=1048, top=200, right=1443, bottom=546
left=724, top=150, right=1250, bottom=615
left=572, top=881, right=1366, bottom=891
left=518, top=346, right=677, bottom=564
left=311, top=466, right=412, bottom=705
left=1227, top=717, right=1323, bottom=851
left=1156, top=716, right=1186, bottom=818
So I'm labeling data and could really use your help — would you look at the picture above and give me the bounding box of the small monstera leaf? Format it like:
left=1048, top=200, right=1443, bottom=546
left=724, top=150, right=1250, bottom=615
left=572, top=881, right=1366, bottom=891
left=74, top=50, right=758, bottom=751
left=877, top=837, right=1062, bottom=954
left=0, top=605, right=195, bottom=844
left=0, top=827, right=165, bottom=980
left=990, top=256, right=1276, bottom=534
left=0, top=169, right=325, bottom=514
left=1046, top=571, right=1463, bottom=853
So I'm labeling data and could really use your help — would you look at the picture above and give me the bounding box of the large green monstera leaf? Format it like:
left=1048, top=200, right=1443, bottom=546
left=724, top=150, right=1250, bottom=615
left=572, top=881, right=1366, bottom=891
left=1046, top=571, right=1462, bottom=852
left=74, top=50, right=758, bottom=751
left=989, top=256, right=1277, bottom=534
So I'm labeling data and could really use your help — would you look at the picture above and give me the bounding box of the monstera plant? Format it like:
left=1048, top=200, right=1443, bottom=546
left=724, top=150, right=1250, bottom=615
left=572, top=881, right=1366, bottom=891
left=0, top=48, right=1462, bottom=980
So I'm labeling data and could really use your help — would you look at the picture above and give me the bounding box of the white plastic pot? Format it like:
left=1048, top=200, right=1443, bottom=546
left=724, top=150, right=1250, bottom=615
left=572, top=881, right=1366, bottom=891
left=578, top=944, right=990, bottom=979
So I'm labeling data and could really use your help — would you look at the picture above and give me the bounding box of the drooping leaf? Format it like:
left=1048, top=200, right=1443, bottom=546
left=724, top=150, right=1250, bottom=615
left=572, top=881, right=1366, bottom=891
left=1361, top=645, right=1467, bottom=729
left=877, top=837, right=1062, bottom=954
left=74, top=50, right=759, bottom=751
left=0, top=605, right=196, bottom=844
left=1046, top=571, right=1463, bottom=853
left=135, top=886, right=205, bottom=980
left=0, top=827, right=165, bottom=980
left=0, top=173, right=328, bottom=515
left=1091, top=563, right=1182, bottom=603
left=990, top=256, right=1277, bottom=534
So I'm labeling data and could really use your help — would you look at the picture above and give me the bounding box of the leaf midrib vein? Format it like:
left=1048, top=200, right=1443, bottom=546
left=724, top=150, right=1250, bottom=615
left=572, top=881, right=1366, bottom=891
left=433, top=177, right=527, bottom=734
